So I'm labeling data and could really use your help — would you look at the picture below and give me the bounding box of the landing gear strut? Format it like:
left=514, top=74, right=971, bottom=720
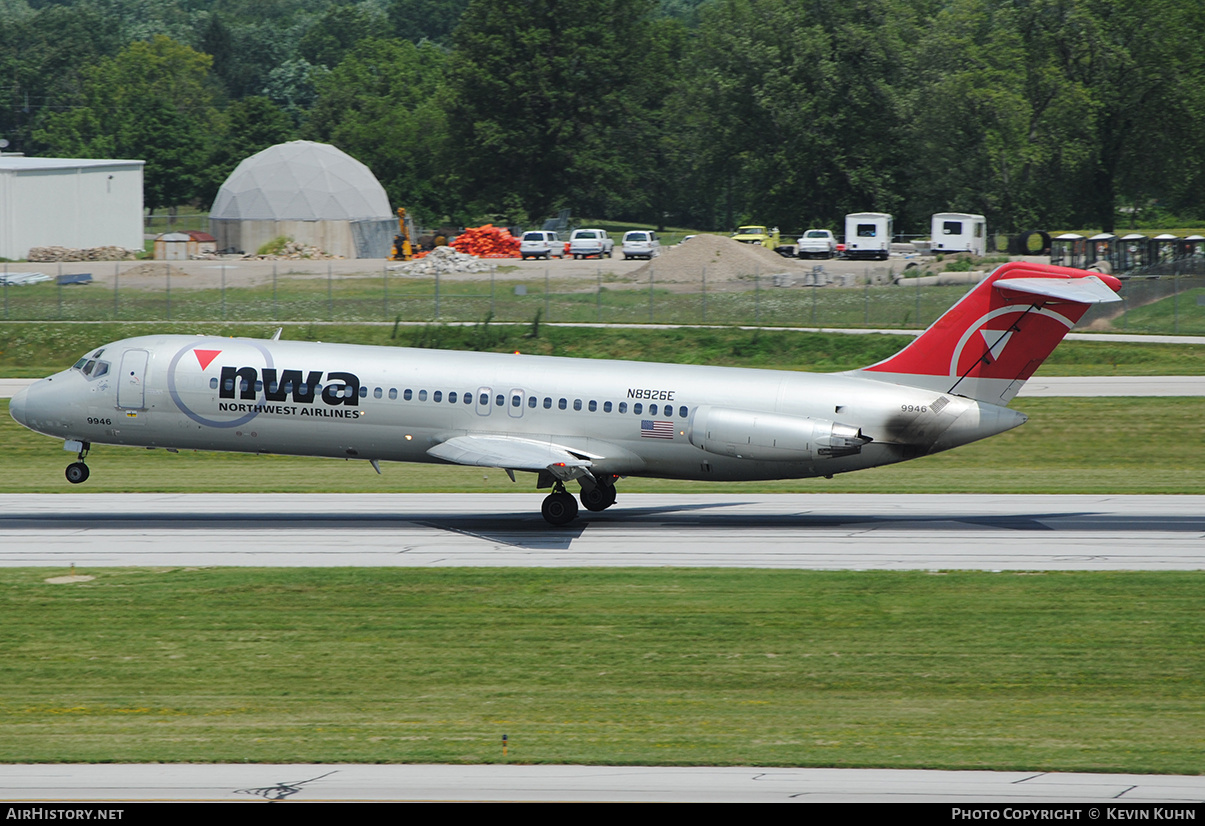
left=65, top=441, right=91, bottom=485
left=541, top=483, right=579, bottom=526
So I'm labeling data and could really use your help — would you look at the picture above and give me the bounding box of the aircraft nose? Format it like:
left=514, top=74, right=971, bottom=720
left=9, top=384, right=29, bottom=426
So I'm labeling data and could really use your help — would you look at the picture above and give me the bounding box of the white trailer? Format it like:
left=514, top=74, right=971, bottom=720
left=0, top=156, right=144, bottom=261
left=931, top=212, right=986, bottom=255
left=843, top=212, right=893, bottom=260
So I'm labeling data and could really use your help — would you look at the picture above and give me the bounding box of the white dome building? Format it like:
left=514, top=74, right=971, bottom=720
left=209, top=141, right=395, bottom=258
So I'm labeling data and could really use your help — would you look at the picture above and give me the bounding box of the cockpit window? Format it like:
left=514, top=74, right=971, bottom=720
left=75, top=353, right=111, bottom=379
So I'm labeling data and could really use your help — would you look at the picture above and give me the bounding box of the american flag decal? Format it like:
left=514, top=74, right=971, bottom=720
left=640, top=419, right=674, bottom=439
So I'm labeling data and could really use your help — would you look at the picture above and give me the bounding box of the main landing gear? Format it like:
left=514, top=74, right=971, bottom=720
left=539, top=475, right=618, bottom=526
left=65, top=441, right=91, bottom=484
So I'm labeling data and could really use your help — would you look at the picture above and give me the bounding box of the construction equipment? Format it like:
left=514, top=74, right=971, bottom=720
left=390, top=207, right=414, bottom=261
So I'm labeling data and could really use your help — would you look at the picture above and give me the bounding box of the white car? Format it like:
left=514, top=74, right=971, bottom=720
left=519, top=230, right=565, bottom=260
left=569, top=229, right=614, bottom=259
left=621, top=230, right=661, bottom=260
left=796, top=229, right=838, bottom=259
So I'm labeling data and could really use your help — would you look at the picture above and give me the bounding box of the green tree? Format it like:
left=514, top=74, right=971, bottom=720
left=388, top=0, right=469, bottom=45
left=444, top=0, right=663, bottom=223
left=682, top=0, right=922, bottom=231
left=202, top=96, right=297, bottom=205
left=34, top=35, right=220, bottom=211
left=305, top=38, right=452, bottom=222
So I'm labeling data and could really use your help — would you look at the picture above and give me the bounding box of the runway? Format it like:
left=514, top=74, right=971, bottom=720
left=2, top=764, right=1203, bottom=803
left=3, top=493, right=1203, bottom=570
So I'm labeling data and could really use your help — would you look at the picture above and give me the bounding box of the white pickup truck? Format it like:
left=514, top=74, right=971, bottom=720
left=795, top=229, right=838, bottom=259
left=569, top=229, right=614, bottom=259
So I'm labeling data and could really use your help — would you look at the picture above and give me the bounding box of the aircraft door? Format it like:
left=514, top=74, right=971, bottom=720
left=508, top=388, right=524, bottom=419
left=475, top=386, right=492, bottom=416
left=117, top=349, right=149, bottom=409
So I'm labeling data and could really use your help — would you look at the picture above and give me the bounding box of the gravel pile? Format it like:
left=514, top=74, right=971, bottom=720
left=243, top=241, right=342, bottom=260
left=630, top=234, right=799, bottom=283
left=389, top=246, right=494, bottom=275
left=28, top=246, right=140, bottom=262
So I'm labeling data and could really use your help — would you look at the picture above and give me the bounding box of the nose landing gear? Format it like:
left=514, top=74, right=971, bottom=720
left=65, top=441, right=91, bottom=484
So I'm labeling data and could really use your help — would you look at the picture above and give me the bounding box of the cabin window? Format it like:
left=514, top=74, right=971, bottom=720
left=373, top=387, right=383, bottom=399
left=588, top=400, right=597, bottom=412
left=479, top=393, right=489, bottom=406
left=448, top=391, right=457, bottom=403
left=619, top=402, right=628, bottom=413
left=678, top=406, right=689, bottom=417
left=573, top=399, right=582, bottom=411
left=210, top=377, right=219, bottom=390
left=528, top=396, right=537, bottom=408
left=649, top=403, right=658, bottom=415
left=418, top=390, right=427, bottom=401
left=603, top=401, right=612, bottom=413
left=495, top=394, right=504, bottom=406
left=511, top=394, right=521, bottom=408
left=433, top=391, right=442, bottom=402
left=558, top=398, right=567, bottom=410
left=404, top=389, right=413, bottom=400
left=389, top=388, right=397, bottom=400
left=544, top=397, right=552, bottom=409
left=633, top=403, right=643, bottom=415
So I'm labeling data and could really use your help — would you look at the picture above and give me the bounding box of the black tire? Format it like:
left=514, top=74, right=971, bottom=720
left=65, top=462, right=89, bottom=484
left=541, top=492, right=579, bottom=526
left=580, top=485, right=616, bottom=512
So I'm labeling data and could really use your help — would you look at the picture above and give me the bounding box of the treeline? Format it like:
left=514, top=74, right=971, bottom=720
left=3, top=0, right=1204, bottom=234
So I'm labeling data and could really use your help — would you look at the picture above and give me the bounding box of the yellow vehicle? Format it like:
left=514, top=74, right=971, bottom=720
left=390, top=207, right=414, bottom=261
left=731, top=225, right=783, bottom=252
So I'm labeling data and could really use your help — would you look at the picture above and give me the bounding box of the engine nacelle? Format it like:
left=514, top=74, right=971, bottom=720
left=686, top=405, right=871, bottom=462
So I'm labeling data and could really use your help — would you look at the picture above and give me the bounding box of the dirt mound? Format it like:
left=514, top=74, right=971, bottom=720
left=630, top=234, right=801, bottom=284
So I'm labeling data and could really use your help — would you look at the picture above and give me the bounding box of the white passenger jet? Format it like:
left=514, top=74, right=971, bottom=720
left=9, top=262, right=1120, bottom=525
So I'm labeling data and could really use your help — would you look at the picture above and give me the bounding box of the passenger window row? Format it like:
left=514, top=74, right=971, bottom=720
left=211, top=376, right=690, bottom=418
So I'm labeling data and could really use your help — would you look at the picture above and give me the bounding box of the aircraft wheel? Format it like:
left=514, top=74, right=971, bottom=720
left=541, top=491, right=579, bottom=526
left=65, top=462, right=90, bottom=484
left=580, top=484, right=616, bottom=512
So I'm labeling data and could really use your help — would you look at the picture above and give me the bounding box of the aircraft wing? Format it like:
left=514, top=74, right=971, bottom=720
left=427, top=435, right=593, bottom=482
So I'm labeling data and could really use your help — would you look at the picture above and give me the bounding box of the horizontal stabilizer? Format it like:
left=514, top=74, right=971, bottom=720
left=994, top=275, right=1122, bottom=305
left=428, top=435, right=593, bottom=481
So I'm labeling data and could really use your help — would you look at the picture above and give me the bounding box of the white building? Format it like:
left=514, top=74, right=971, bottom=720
left=0, top=156, right=144, bottom=260
left=931, top=212, right=986, bottom=255
left=209, top=141, right=395, bottom=259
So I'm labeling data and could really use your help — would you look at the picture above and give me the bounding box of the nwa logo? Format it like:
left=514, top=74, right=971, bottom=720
left=219, top=366, right=362, bottom=406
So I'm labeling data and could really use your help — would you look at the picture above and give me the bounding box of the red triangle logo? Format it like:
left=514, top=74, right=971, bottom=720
left=194, top=349, right=221, bottom=370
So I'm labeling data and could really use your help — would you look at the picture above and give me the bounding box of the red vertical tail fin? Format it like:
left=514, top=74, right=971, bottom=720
left=856, top=262, right=1122, bottom=403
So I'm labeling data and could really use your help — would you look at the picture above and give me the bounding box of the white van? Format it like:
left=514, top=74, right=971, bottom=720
left=519, top=231, right=565, bottom=260
left=843, top=213, right=893, bottom=260
left=621, top=230, right=660, bottom=260
left=931, top=213, right=986, bottom=256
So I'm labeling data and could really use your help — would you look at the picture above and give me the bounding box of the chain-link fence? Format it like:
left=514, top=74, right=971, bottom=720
left=1, top=261, right=1201, bottom=335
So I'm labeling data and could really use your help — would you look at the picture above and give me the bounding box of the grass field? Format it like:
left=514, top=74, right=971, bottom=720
left=1, top=567, right=1200, bottom=770
left=2, top=269, right=1203, bottom=333
left=4, top=321, right=1205, bottom=378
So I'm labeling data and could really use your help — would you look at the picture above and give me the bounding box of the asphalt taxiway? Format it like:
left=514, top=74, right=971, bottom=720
left=2, top=493, right=1203, bottom=570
